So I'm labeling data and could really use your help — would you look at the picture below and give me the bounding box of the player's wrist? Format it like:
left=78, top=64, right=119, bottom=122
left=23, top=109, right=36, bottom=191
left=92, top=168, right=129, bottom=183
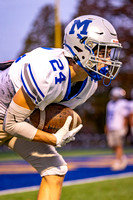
left=53, top=135, right=60, bottom=147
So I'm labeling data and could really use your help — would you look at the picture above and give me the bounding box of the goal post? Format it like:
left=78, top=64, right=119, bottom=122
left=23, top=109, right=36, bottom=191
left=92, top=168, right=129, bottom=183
left=54, top=0, right=62, bottom=48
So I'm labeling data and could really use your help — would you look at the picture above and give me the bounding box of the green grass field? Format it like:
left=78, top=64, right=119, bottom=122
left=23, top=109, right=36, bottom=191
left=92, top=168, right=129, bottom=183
left=1, top=147, right=133, bottom=161
left=0, top=176, right=133, bottom=200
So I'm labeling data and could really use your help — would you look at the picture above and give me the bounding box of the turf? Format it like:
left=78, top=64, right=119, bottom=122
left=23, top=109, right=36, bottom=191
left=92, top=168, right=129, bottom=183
left=61, top=177, right=133, bottom=200
left=0, top=176, right=133, bottom=200
left=1, top=147, right=133, bottom=161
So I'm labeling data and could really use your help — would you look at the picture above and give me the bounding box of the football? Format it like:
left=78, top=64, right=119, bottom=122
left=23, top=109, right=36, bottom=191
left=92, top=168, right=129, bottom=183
left=30, top=103, right=82, bottom=133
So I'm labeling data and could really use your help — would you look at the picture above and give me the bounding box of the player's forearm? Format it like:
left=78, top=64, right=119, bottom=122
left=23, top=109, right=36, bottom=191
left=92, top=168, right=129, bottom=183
left=33, top=129, right=56, bottom=145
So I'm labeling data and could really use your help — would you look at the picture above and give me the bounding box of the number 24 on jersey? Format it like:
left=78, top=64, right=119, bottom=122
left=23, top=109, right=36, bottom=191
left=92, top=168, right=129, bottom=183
left=49, top=59, right=66, bottom=84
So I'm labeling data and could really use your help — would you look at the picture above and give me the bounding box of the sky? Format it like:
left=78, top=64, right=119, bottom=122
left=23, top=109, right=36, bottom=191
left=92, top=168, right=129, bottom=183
left=0, top=0, right=78, bottom=62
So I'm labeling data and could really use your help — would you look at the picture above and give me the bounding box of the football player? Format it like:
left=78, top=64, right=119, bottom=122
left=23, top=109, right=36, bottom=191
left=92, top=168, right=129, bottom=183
left=0, top=15, right=122, bottom=200
left=105, top=87, right=129, bottom=171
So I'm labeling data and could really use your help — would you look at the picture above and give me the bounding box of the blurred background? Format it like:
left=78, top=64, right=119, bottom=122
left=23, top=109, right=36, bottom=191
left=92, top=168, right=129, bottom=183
left=0, top=0, right=133, bottom=150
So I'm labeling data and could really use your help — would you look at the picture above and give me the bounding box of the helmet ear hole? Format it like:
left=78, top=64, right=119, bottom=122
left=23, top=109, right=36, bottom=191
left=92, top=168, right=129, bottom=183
left=74, top=46, right=83, bottom=52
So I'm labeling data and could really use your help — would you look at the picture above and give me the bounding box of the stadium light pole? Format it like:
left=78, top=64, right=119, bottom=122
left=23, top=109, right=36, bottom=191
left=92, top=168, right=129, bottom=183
left=54, top=0, right=62, bottom=48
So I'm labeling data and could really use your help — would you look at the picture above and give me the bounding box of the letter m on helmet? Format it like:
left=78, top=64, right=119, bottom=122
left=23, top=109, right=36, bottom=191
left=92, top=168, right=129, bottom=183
left=69, top=19, right=92, bottom=35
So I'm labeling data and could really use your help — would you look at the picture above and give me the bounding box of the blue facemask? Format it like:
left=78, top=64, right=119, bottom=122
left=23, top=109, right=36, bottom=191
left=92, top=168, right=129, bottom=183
left=88, top=66, right=109, bottom=82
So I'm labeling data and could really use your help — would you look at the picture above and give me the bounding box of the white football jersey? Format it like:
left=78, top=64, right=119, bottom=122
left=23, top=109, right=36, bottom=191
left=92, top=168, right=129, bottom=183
left=9, top=47, right=98, bottom=110
left=106, top=99, right=129, bottom=131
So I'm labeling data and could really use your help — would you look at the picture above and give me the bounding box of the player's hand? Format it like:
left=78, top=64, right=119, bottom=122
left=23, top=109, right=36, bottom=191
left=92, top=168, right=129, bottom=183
left=54, top=116, right=83, bottom=147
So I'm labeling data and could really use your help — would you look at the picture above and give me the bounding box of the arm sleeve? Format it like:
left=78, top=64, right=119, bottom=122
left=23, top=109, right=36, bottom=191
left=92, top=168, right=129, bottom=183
left=3, top=100, right=37, bottom=140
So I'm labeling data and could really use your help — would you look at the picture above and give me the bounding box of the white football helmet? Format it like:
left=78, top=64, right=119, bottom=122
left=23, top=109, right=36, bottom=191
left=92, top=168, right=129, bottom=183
left=110, top=87, right=126, bottom=98
left=63, top=15, right=122, bottom=81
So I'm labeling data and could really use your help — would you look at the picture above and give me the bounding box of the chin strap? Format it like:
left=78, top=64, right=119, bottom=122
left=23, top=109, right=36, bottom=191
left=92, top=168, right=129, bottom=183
left=103, top=78, right=112, bottom=86
left=88, top=66, right=109, bottom=82
left=102, top=73, right=114, bottom=86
